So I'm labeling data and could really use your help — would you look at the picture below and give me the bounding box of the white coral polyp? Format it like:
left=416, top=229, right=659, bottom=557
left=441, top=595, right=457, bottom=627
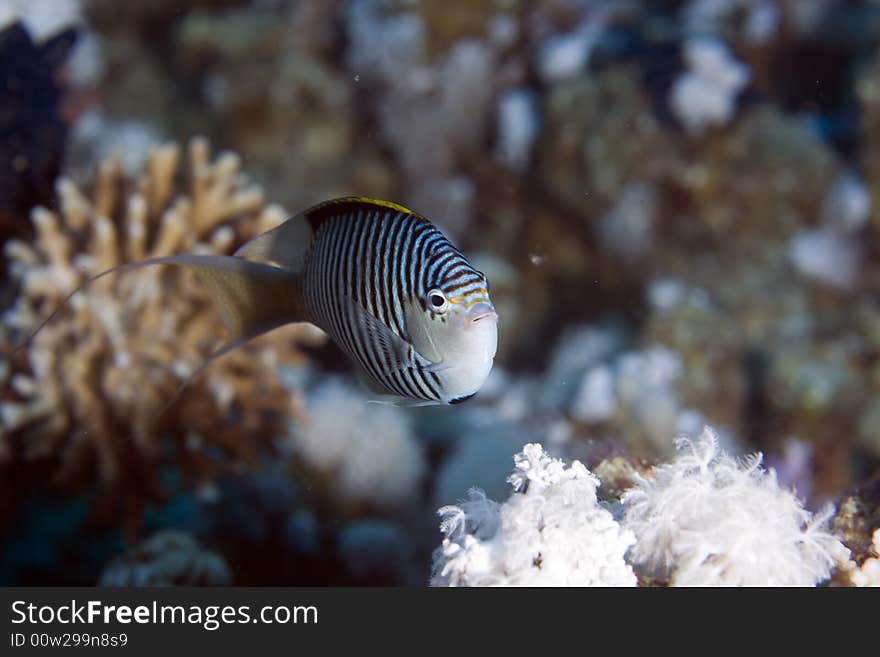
left=669, top=37, right=749, bottom=135
left=622, top=427, right=845, bottom=586
left=291, top=379, right=425, bottom=510
left=431, top=443, right=637, bottom=587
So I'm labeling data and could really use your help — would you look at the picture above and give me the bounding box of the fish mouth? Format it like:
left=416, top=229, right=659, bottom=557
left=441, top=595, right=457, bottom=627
left=467, top=302, right=497, bottom=324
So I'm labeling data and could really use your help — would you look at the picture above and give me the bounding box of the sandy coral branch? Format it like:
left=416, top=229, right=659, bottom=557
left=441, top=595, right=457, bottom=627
left=1, top=137, right=326, bottom=528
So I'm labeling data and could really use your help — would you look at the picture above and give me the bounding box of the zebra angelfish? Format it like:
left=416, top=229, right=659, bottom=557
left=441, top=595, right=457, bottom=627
left=25, top=197, right=498, bottom=406
left=288, top=197, right=498, bottom=405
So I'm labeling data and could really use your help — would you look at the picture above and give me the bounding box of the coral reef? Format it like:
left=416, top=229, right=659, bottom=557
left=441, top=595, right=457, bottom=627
left=2, top=0, right=879, bottom=587
left=99, top=529, right=231, bottom=586
left=1, top=138, right=326, bottom=532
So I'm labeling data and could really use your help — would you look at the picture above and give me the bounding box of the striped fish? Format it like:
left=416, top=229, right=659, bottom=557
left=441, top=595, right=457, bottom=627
left=23, top=197, right=498, bottom=406
left=238, top=197, right=498, bottom=405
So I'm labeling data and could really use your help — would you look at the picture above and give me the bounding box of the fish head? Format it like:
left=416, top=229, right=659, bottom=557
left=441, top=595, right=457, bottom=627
left=405, top=267, right=498, bottom=404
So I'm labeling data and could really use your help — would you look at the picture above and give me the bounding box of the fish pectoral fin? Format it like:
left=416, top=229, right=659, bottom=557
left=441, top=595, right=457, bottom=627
left=403, top=302, right=444, bottom=364
left=421, top=359, right=451, bottom=373
left=344, top=294, right=413, bottom=372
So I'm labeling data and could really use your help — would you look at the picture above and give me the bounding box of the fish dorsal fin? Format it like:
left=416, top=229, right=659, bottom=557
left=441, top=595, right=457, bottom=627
left=234, top=197, right=423, bottom=272
left=342, top=293, right=414, bottom=373
left=301, top=196, right=426, bottom=232
left=234, top=214, right=313, bottom=274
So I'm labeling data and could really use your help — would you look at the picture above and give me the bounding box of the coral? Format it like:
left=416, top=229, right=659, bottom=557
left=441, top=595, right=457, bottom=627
left=595, top=182, right=657, bottom=261
left=786, top=172, right=866, bottom=292
left=788, top=227, right=860, bottom=290
left=831, top=474, right=880, bottom=564
left=642, top=279, right=749, bottom=433
left=345, top=0, right=497, bottom=236
left=592, top=456, right=642, bottom=504
left=288, top=378, right=426, bottom=513
left=669, top=37, right=750, bottom=136
left=431, top=443, right=637, bottom=587
left=834, top=528, right=880, bottom=587
left=539, top=65, right=678, bottom=214
left=99, top=530, right=231, bottom=586
left=495, top=88, right=539, bottom=173
left=635, top=104, right=875, bottom=489
left=569, top=364, right=616, bottom=424
left=82, top=0, right=372, bottom=214
left=622, top=428, right=845, bottom=586
left=610, top=347, right=684, bottom=450
left=822, top=172, right=871, bottom=234
left=535, top=9, right=610, bottom=85
left=567, top=343, right=693, bottom=456
left=1, top=0, right=877, bottom=588
left=538, top=324, right=622, bottom=413
left=1, top=138, right=326, bottom=530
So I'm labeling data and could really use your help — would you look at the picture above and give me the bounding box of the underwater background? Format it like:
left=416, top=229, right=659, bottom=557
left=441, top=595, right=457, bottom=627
left=1, top=0, right=879, bottom=586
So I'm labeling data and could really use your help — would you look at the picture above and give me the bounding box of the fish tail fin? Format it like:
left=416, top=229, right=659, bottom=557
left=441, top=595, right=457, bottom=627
left=6, top=254, right=307, bottom=357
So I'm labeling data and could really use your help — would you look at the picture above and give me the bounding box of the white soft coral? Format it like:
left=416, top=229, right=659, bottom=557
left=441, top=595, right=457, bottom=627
left=431, top=443, right=637, bottom=587
left=290, top=378, right=425, bottom=510
left=622, top=427, right=845, bottom=586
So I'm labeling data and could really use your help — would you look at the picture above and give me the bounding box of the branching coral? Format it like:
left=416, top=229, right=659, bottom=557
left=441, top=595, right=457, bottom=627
left=1, top=138, right=326, bottom=529
left=431, top=443, right=637, bottom=587
left=622, top=427, right=845, bottom=586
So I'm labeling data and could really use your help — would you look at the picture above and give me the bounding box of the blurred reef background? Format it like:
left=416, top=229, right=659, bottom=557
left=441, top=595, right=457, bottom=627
left=1, top=0, right=879, bottom=586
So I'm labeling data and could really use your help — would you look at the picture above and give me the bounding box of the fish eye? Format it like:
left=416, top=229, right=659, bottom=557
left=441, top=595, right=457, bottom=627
left=427, top=289, right=448, bottom=313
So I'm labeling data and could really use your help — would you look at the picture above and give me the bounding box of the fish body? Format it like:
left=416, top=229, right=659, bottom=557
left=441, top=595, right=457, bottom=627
left=13, top=197, right=498, bottom=407
left=292, top=198, right=497, bottom=404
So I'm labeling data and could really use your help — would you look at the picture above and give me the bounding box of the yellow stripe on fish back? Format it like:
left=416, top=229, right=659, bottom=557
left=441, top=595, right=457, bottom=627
left=302, top=196, right=426, bottom=232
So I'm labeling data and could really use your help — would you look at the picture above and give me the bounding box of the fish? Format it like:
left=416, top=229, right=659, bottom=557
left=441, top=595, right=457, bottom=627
left=16, top=196, right=499, bottom=406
